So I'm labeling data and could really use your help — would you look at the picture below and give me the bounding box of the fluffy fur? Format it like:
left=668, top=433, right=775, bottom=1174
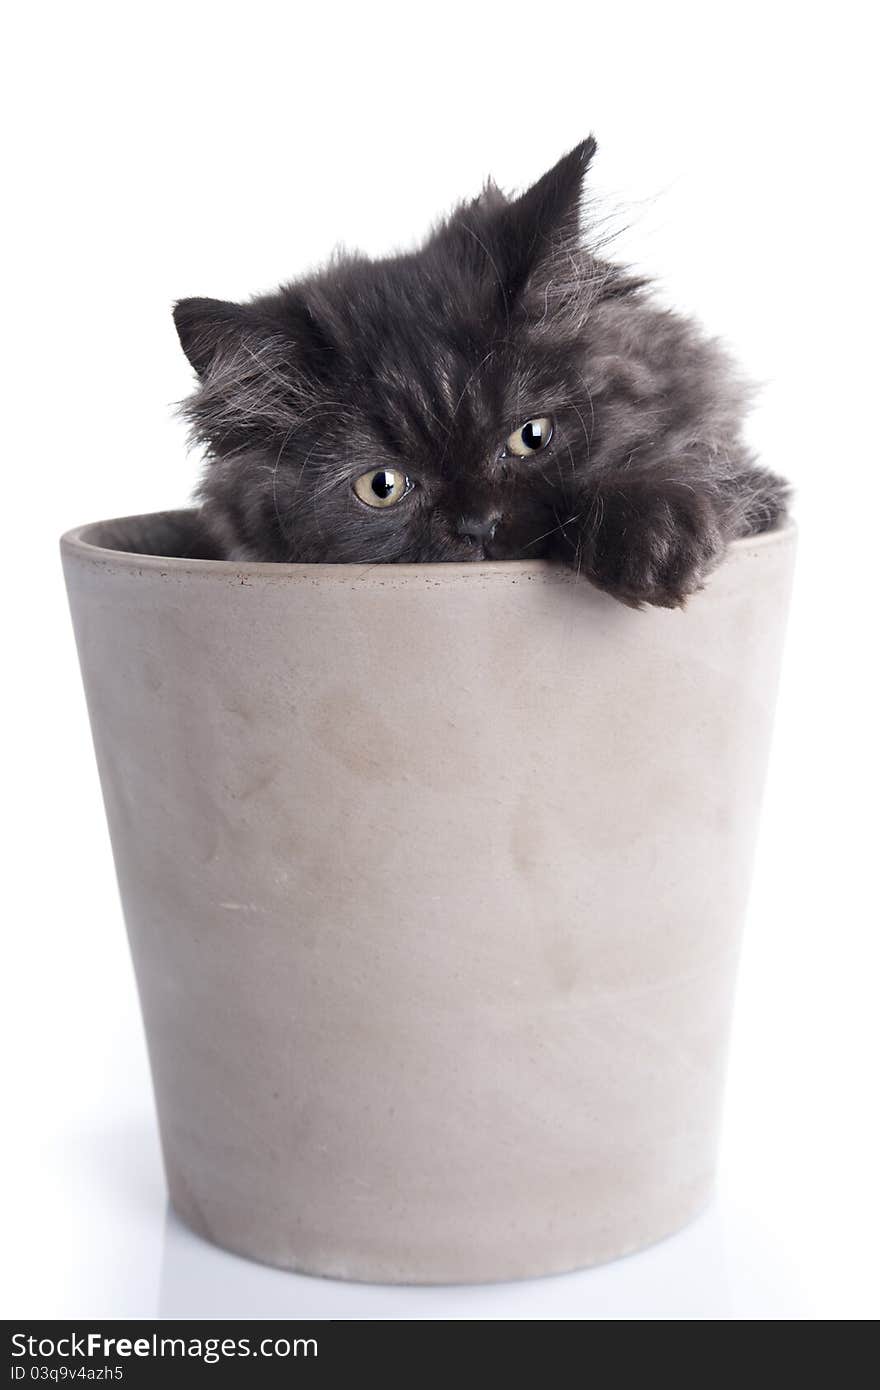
left=174, top=138, right=788, bottom=607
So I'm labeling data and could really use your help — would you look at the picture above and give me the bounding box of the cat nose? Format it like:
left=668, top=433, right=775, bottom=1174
left=457, top=513, right=501, bottom=544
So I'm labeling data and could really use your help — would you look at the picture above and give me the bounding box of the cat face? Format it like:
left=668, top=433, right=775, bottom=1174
left=349, top=412, right=555, bottom=557
left=174, top=139, right=609, bottom=564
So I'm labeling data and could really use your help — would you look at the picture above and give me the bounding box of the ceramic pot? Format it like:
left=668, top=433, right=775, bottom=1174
left=61, top=510, right=795, bottom=1283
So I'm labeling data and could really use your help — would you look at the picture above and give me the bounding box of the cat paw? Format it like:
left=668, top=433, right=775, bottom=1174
left=576, top=481, right=725, bottom=609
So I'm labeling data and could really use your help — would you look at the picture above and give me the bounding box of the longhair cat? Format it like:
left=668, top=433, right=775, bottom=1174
left=174, top=138, right=788, bottom=607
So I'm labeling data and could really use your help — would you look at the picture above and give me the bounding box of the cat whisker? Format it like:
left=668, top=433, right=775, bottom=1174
left=523, top=513, right=583, bottom=551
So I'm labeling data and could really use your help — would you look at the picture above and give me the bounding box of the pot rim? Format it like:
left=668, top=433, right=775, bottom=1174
left=60, top=507, right=796, bottom=581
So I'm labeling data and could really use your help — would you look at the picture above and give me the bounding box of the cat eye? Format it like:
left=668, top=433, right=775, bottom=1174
left=353, top=468, right=413, bottom=509
left=505, top=416, right=554, bottom=457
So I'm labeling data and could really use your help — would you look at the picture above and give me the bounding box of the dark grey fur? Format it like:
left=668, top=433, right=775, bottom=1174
left=174, top=139, right=788, bottom=607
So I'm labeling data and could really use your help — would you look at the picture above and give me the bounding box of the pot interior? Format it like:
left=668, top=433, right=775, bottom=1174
left=69, top=508, right=794, bottom=574
left=77, top=510, right=224, bottom=560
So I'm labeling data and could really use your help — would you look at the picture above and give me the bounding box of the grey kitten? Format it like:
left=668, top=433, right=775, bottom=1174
left=174, top=138, right=788, bottom=607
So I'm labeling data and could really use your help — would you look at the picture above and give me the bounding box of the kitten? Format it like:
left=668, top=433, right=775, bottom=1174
left=174, top=138, right=788, bottom=607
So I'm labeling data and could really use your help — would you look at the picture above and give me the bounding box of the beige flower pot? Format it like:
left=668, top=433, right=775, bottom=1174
left=61, top=510, right=795, bottom=1284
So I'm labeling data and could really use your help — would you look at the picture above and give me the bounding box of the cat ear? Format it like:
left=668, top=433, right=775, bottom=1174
left=496, top=137, right=597, bottom=298
left=173, top=297, right=256, bottom=377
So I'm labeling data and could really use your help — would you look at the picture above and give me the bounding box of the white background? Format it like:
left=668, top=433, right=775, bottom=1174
left=2, top=1, right=878, bottom=1320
